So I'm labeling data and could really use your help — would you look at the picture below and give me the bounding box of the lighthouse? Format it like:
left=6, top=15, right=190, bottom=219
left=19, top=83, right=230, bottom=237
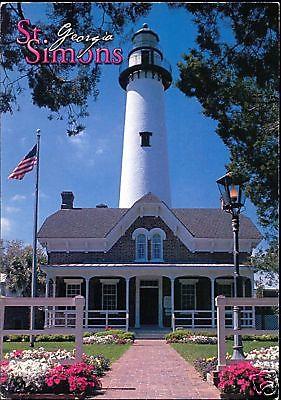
left=119, top=24, right=172, bottom=208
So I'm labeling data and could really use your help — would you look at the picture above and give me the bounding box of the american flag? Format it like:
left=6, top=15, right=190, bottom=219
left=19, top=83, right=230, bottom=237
left=8, top=145, right=37, bottom=180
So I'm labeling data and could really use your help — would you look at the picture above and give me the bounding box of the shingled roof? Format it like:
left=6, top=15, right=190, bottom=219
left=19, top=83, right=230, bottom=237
left=38, top=195, right=261, bottom=240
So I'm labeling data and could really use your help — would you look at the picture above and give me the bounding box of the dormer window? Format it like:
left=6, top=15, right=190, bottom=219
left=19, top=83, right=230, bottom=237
left=136, top=234, right=147, bottom=261
left=139, top=131, right=152, bottom=147
left=132, top=228, right=149, bottom=261
left=151, top=234, right=162, bottom=260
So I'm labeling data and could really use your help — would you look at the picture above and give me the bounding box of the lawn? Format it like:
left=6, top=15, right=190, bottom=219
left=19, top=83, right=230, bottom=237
left=3, top=341, right=131, bottom=363
left=171, top=340, right=278, bottom=362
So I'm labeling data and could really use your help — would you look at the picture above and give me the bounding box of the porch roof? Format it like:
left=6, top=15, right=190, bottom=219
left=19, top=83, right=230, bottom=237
left=42, top=263, right=252, bottom=268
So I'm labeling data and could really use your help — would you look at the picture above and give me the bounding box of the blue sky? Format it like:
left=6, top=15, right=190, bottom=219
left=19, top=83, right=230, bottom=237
left=1, top=3, right=261, bottom=245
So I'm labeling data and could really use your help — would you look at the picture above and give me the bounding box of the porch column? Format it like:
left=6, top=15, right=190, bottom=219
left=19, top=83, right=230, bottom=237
left=170, top=278, right=175, bottom=331
left=158, top=277, right=163, bottom=328
left=126, top=277, right=130, bottom=331
left=251, top=276, right=256, bottom=328
left=44, top=276, right=51, bottom=328
left=52, top=278, right=56, bottom=327
left=85, top=277, right=90, bottom=329
left=135, top=278, right=140, bottom=328
left=211, top=277, right=215, bottom=327
left=52, top=279, right=56, bottom=297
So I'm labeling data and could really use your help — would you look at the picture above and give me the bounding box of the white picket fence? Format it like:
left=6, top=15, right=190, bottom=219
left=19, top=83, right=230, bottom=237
left=215, top=296, right=279, bottom=369
left=0, top=296, right=85, bottom=362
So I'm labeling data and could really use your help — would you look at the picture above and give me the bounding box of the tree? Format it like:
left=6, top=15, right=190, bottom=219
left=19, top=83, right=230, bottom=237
left=173, top=3, right=279, bottom=238
left=251, top=238, right=279, bottom=274
left=1, top=240, right=47, bottom=296
left=1, top=3, right=151, bottom=135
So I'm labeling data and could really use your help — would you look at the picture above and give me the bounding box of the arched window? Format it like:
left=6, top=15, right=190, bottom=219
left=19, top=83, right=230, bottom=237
left=151, top=233, right=163, bottom=260
left=136, top=234, right=147, bottom=261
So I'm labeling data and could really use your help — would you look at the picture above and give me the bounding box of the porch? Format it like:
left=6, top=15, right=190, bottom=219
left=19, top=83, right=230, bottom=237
left=42, top=263, right=256, bottom=331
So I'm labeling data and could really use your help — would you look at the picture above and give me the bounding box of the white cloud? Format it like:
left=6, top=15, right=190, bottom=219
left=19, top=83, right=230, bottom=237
left=95, top=148, right=104, bottom=155
left=5, top=206, right=20, bottom=213
left=1, top=217, right=12, bottom=234
left=11, top=194, right=26, bottom=201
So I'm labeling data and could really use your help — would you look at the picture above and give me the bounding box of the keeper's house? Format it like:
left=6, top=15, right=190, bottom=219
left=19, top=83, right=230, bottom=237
left=38, top=24, right=262, bottom=331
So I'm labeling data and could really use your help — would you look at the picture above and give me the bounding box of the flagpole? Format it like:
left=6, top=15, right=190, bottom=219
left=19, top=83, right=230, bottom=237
left=30, top=129, right=41, bottom=347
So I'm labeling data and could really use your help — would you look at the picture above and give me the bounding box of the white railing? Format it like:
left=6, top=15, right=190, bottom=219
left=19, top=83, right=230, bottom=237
left=216, top=296, right=279, bottom=369
left=173, top=310, right=214, bottom=329
left=172, top=308, right=255, bottom=330
left=87, top=310, right=128, bottom=330
left=0, top=296, right=85, bottom=361
left=45, top=308, right=129, bottom=331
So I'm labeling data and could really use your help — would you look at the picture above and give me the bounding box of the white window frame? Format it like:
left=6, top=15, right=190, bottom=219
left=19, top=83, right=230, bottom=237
left=64, top=279, right=83, bottom=298
left=179, top=279, right=198, bottom=310
left=100, top=279, right=119, bottom=310
left=132, top=228, right=148, bottom=261
left=151, top=233, right=163, bottom=261
left=217, top=279, right=233, bottom=297
left=148, top=228, right=166, bottom=262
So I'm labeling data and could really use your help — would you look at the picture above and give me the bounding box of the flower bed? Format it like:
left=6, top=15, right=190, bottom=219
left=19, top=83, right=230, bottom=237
left=246, top=346, right=279, bottom=372
left=218, top=361, right=279, bottom=399
left=166, top=330, right=217, bottom=344
left=83, top=334, right=133, bottom=345
left=193, top=346, right=279, bottom=399
left=0, top=348, right=110, bottom=398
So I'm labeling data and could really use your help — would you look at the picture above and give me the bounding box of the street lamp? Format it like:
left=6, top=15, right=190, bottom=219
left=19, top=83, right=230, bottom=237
left=216, top=171, right=246, bottom=360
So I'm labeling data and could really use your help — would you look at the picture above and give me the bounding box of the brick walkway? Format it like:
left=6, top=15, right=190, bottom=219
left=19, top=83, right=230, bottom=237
left=96, top=340, right=220, bottom=399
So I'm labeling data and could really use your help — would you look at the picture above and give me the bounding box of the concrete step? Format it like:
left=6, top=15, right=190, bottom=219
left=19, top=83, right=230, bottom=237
left=134, top=330, right=171, bottom=339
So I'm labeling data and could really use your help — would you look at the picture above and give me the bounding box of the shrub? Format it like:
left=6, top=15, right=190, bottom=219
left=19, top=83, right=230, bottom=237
left=165, top=330, right=216, bottom=343
left=226, top=334, right=279, bottom=342
left=93, top=330, right=135, bottom=341
left=4, top=335, right=30, bottom=342
left=35, top=334, right=75, bottom=342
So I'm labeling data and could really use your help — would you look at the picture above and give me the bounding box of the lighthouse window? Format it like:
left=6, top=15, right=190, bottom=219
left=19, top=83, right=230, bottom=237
left=141, top=50, right=150, bottom=65
left=139, top=131, right=152, bottom=147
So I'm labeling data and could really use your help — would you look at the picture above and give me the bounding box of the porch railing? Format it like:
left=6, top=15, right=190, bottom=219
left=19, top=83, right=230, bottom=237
left=172, top=307, right=255, bottom=331
left=45, top=308, right=129, bottom=331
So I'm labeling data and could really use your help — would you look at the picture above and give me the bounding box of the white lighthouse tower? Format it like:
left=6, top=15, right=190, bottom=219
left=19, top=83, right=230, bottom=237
left=119, top=24, right=172, bottom=208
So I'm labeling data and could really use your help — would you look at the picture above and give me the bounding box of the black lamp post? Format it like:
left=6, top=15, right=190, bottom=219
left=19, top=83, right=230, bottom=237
left=216, top=172, right=246, bottom=360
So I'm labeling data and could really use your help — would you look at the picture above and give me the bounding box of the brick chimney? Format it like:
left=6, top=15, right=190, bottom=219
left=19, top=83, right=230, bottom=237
left=61, top=191, right=74, bottom=209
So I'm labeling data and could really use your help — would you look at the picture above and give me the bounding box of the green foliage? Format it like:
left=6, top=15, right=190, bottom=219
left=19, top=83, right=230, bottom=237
left=227, top=334, right=279, bottom=342
left=4, top=335, right=30, bottom=342
left=93, top=329, right=135, bottom=341
left=251, top=239, right=279, bottom=274
left=171, top=340, right=277, bottom=363
left=173, top=3, right=279, bottom=238
left=35, top=334, right=75, bottom=342
left=1, top=3, right=151, bottom=135
left=165, top=329, right=216, bottom=342
left=166, top=330, right=279, bottom=343
left=1, top=240, right=47, bottom=296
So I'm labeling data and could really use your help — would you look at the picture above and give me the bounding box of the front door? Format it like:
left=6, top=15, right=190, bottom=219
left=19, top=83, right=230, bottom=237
left=140, top=287, right=158, bottom=325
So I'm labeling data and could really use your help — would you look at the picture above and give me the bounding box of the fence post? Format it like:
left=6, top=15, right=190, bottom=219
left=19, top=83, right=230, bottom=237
left=106, top=311, right=109, bottom=329
left=216, top=295, right=226, bottom=369
left=0, top=298, right=5, bottom=360
left=74, top=296, right=85, bottom=363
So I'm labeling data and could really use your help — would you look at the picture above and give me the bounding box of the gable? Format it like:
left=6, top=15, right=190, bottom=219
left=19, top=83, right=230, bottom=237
left=38, top=193, right=262, bottom=253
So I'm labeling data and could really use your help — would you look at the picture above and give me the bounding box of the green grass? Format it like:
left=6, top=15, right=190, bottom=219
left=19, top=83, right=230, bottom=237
left=3, top=342, right=131, bottom=363
left=171, top=340, right=278, bottom=363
